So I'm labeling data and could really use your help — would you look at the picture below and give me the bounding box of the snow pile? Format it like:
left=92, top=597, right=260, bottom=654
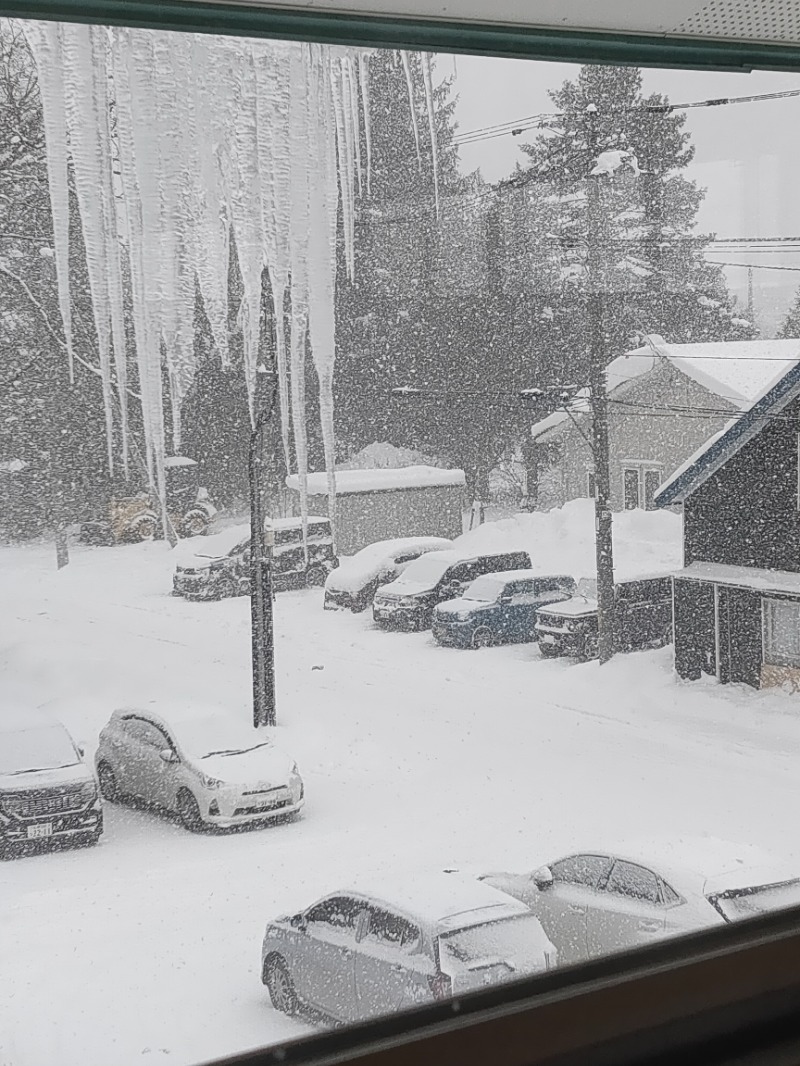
left=454, top=499, right=682, bottom=582
left=338, top=441, right=444, bottom=470
left=286, top=465, right=466, bottom=495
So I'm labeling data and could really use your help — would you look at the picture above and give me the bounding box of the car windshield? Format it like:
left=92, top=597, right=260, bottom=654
left=463, top=576, right=505, bottom=603
left=710, top=881, right=800, bottom=922
left=0, top=726, right=79, bottom=776
left=438, top=914, right=550, bottom=974
left=393, top=554, right=454, bottom=588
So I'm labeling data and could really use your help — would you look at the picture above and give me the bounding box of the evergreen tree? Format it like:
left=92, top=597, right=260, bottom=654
left=778, top=287, right=800, bottom=338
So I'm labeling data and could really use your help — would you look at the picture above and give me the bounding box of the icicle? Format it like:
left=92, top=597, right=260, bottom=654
left=358, top=53, right=372, bottom=197
left=345, top=58, right=362, bottom=198
left=401, top=51, right=422, bottom=172
left=330, top=68, right=355, bottom=281
left=22, top=21, right=74, bottom=383
left=422, top=53, right=440, bottom=217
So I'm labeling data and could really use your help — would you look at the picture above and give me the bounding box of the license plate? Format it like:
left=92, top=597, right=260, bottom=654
left=27, top=823, right=53, bottom=840
left=540, top=634, right=556, bottom=644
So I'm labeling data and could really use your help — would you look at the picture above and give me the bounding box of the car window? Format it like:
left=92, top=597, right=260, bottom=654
left=305, top=896, right=362, bottom=931
left=550, top=855, right=613, bottom=888
left=447, top=563, right=478, bottom=585
left=122, top=717, right=168, bottom=748
left=660, top=879, right=682, bottom=906
left=605, top=861, right=661, bottom=904
left=393, top=550, right=423, bottom=566
left=361, top=906, right=422, bottom=953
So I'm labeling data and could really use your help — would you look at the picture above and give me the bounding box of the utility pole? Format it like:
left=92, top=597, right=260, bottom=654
left=747, top=265, right=755, bottom=323
left=250, top=364, right=278, bottom=728
left=585, top=104, right=616, bottom=664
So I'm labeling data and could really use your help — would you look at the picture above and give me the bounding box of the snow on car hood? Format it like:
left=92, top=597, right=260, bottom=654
left=188, top=743, right=295, bottom=787
left=538, top=597, right=598, bottom=618
left=0, top=760, right=93, bottom=794
left=435, top=596, right=484, bottom=618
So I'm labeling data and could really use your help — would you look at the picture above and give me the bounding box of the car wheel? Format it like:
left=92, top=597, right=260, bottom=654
left=128, top=514, right=158, bottom=542
left=472, top=626, right=493, bottom=650
left=265, top=956, right=299, bottom=1016
left=180, top=509, right=210, bottom=537
left=305, top=565, right=327, bottom=588
left=97, top=762, right=120, bottom=802
left=538, top=642, right=560, bottom=659
left=177, top=789, right=204, bottom=832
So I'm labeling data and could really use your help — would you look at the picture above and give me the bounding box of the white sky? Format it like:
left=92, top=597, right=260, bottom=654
left=449, top=57, right=800, bottom=327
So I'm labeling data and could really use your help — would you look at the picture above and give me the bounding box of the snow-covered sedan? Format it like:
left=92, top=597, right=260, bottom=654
left=480, top=841, right=800, bottom=967
left=261, top=874, right=555, bottom=1025
left=95, top=709, right=304, bottom=831
left=324, top=536, right=453, bottom=612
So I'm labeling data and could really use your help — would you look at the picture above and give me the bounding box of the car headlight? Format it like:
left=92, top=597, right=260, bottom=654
left=198, top=771, right=222, bottom=789
left=79, top=781, right=98, bottom=804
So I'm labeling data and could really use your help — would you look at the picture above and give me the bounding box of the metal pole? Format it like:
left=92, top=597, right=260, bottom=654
left=586, top=105, right=616, bottom=664
left=250, top=367, right=278, bottom=728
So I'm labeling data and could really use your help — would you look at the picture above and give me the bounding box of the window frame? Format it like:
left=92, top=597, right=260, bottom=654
left=762, top=596, right=800, bottom=669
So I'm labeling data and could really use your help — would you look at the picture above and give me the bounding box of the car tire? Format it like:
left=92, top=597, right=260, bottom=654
left=265, top=956, right=299, bottom=1016
left=180, top=509, right=210, bottom=537
left=97, top=762, right=120, bottom=802
left=177, top=789, right=204, bottom=832
left=128, top=513, right=158, bottom=542
left=538, top=642, right=560, bottom=658
left=305, top=565, right=327, bottom=588
left=472, top=627, right=493, bottom=650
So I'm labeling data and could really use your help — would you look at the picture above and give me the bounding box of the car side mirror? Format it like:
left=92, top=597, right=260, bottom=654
left=159, top=748, right=179, bottom=764
left=77, top=743, right=86, bottom=758
left=289, top=913, right=307, bottom=931
left=532, top=866, right=554, bottom=890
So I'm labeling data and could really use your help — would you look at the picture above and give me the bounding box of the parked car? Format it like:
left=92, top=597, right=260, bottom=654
left=261, top=874, right=555, bottom=1024
left=324, top=536, right=454, bottom=612
left=95, top=708, right=304, bottom=831
left=534, top=575, right=673, bottom=661
left=0, top=711, right=103, bottom=854
left=433, top=571, right=576, bottom=649
left=372, top=550, right=532, bottom=631
left=480, top=842, right=800, bottom=968
left=173, top=516, right=337, bottom=600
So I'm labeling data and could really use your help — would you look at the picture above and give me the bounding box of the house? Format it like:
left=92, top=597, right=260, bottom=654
left=285, top=466, right=466, bottom=554
left=655, top=345, right=800, bottom=690
left=525, top=338, right=799, bottom=512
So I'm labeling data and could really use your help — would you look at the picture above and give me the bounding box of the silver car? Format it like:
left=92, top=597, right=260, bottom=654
left=261, top=874, right=555, bottom=1025
left=481, top=843, right=800, bottom=967
left=95, top=708, right=304, bottom=831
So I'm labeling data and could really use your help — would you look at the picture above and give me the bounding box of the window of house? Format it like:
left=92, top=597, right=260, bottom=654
left=763, top=598, right=800, bottom=668
left=623, top=466, right=662, bottom=510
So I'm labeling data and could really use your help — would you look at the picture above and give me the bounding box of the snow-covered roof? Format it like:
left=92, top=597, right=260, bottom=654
left=656, top=355, right=800, bottom=506
left=338, top=873, right=528, bottom=927
left=285, top=466, right=466, bottom=496
left=673, top=561, right=800, bottom=598
left=531, top=339, right=800, bottom=443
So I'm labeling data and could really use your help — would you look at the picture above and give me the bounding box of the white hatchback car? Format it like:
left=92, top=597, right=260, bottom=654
left=95, top=708, right=304, bottom=831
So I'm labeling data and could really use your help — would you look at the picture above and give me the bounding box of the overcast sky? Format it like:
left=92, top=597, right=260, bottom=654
left=448, top=57, right=800, bottom=327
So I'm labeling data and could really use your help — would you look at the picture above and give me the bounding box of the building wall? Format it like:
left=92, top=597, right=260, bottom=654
left=293, top=484, right=464, bottom=555
left=684, top=395, right=800, bottom=572
left=530, top=360, right=735, bottom=512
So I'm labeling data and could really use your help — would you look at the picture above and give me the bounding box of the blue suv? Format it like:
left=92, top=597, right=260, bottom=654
left=432, top=571, right=576, bottom=649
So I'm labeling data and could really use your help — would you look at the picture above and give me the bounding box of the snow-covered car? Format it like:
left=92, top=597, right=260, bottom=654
left=373, top=549, right=532, bottom=631
left=324, top=536, right=453, bottom=612
left=261, top=874, right=555, bottom=1024
left=95, top=708, right=304, bottom=831
left=432, top=571, right=576, bottom=649
left=480, top=841, right=800, bottom=968
left=172, top=517, right=336, bottom=600
left=534, top=575, right=673, bottom=660
left=0, top=711, right=103, bottom=854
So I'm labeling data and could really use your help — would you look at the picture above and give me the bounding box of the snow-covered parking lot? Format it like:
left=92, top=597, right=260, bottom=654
left=4, top=512, right=800, bottom=1066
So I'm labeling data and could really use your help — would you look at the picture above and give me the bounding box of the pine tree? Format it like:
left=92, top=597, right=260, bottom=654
left=778, top=288, right=800, bottom=338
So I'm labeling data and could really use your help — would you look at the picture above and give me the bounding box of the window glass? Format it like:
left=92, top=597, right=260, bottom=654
left=661, top=879, right=682, bottom=906
left=362, top=907, right=421, bottom=952
left=305, top=897, right=362, bottom=931
left=643, top=469, right=662, bottom=511
left=551, top=855, right=613, bottom=888
left=763, top=599, right=800, bottom=668
left=623, top=468, right=640, bottom=510
left=605, top=862, right=661, bottom=904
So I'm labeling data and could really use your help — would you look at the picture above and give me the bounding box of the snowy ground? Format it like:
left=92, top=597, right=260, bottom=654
left=3, top=504, right=800, bottom=1066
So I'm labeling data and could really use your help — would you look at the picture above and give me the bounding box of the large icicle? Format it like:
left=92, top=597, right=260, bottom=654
left=401, top=50, right=422, bottom=172
left=358, top=53, right=372, bottom=197
left=422, top=52, right=440, bottom=217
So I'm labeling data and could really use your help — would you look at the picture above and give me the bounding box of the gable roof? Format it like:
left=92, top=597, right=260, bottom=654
left=530, top=338, right=800, bottom=443
left=655, top=353, right=800, bottom=507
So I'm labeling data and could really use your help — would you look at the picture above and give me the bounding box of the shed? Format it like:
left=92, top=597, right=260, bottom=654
left=285, top=466, right=466, bottom=555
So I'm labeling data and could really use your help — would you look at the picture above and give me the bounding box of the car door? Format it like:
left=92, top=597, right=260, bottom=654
left=132, top=720, right=178, bottom=808
left=293, top=896, right=360, bottom=1022
left=353, top=905, right=428, bottom=1020
left=585, top=859, right=667, bottom=959
left=528, top=854, right=614, bottom=965
left=113, top=716, right=157, bottom=796
left=501, top=580, right=541, bottom=641
left=440, top=562, right=480, bottom=601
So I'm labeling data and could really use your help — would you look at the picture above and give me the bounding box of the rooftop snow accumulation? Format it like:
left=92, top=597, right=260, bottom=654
left=285, top=466, right=465, bottom=496
left=338, top=873, right=527, bottom=926
left=674, top=561, right=800, bottom=598
left=530, top=339, right=800, bottom=442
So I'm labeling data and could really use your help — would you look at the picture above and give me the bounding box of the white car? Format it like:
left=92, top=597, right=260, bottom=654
left=324, top=537, right=453, bottom=613
left=480, top=840, right=800, bottom=967
left=95, top=708, right=304, bottom=831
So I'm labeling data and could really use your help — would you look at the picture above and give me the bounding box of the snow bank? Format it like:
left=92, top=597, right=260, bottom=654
left=454, top=499, right=682, bottom=582
left=338, top=441, right=443, bottom=470
left=286, top=465, right=466, bottom=496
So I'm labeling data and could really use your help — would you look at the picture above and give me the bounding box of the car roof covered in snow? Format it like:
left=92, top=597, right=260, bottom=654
left=333, top=873, right=530, bottom=928
left=325, top=537, right=453, bottom=593
left=285, top=466, right=466, bottom=496
left=469, top=569, right=573, bottom=586
left=112, top=707, right=270, bottom=757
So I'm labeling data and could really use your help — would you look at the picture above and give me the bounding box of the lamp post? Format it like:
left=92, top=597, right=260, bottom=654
left=249, top=363, right=278, bottom=728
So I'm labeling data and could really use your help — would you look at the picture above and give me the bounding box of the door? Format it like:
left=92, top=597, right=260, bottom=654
left=353, top=906, right=428, bottom=1020
left=130, top=719, right=179, bottom=807
left=530, top=854, right=613, bottom=965
left=585, top=860, right=666, bottom=959
left=500, top=580, right=539, bottom=641
left=114, top=716, right=162, bottom=796
left=439, top=562, right=480, bottom=601
left=294, top=896, right=360, bottom=1021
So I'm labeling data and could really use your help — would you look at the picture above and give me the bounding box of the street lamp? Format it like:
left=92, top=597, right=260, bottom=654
left=249, top=363, right=278, bottom=729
